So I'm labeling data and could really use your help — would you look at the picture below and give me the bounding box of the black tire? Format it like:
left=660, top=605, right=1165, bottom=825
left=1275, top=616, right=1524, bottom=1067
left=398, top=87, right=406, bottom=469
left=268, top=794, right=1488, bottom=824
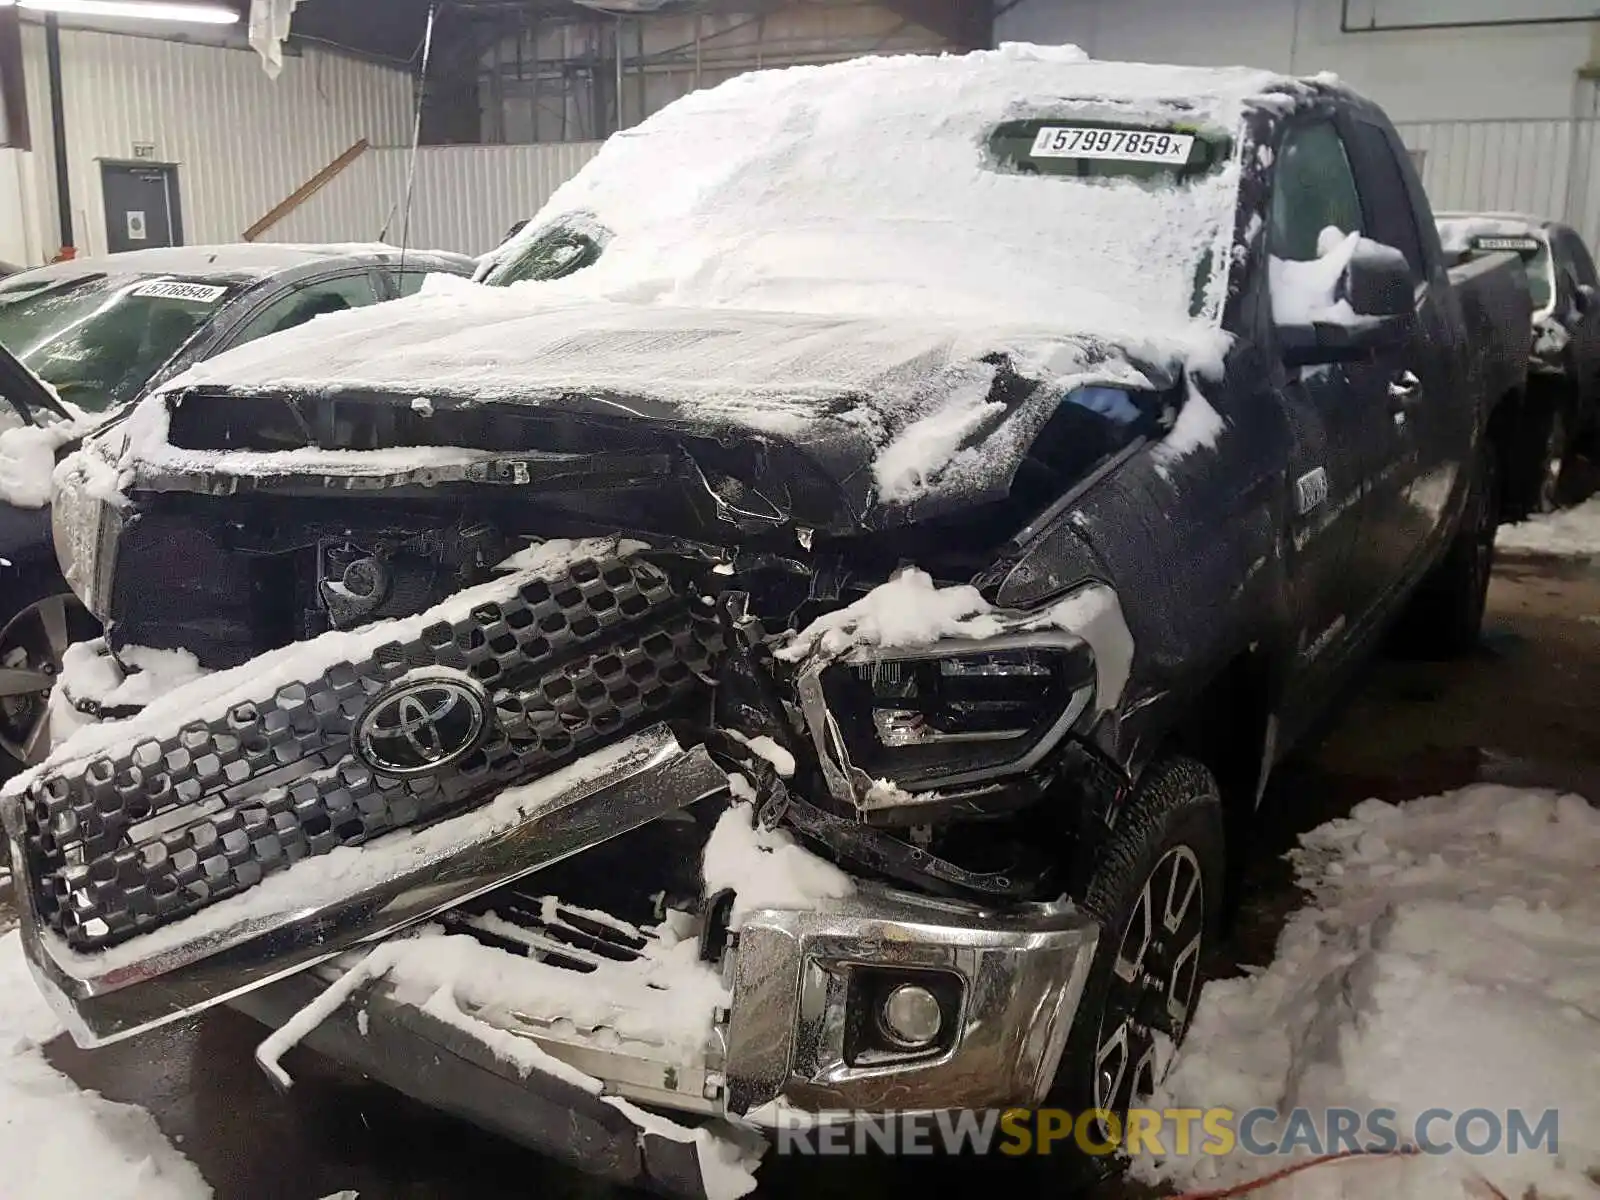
left=1535, top=408, right=1569, bottom=514
left=1396, top=439, right=1500, bottom=660
left=0, top=571, right=100, bottom=772
left=1050, top=757, right=1224, bottom=1152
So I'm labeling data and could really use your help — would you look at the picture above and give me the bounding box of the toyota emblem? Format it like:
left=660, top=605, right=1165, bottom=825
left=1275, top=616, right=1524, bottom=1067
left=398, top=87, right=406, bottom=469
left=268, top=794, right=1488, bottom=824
left=353, top=675, right=490, bottom=777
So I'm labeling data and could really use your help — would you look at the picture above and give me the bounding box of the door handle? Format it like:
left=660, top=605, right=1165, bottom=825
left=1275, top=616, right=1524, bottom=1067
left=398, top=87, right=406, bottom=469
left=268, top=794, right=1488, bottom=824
left=1388, top=370, right=1421, bottom=400
left=1388, top=370, right=1421, bottom=425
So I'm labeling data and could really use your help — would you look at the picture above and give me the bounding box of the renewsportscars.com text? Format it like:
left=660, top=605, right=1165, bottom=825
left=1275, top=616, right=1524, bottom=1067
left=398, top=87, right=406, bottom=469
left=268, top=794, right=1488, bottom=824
left=772, top=1107, right=1560, bottom=1158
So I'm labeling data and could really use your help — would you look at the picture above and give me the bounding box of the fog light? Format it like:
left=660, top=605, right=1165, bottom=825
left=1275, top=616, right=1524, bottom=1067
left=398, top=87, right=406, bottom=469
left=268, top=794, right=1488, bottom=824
left=879, top=983, right=943, bottom=1048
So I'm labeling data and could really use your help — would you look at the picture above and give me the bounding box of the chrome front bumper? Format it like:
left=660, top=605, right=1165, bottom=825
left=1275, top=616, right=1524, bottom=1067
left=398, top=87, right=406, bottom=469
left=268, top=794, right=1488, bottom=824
left=11, top=715, right=1100, bottom=1123
left=262, top=886, right=1100, bottom=1123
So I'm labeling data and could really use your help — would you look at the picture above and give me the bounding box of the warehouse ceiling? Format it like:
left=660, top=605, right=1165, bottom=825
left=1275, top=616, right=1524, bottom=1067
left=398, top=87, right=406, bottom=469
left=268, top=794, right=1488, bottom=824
left=287, top=0, right=992, bottom=64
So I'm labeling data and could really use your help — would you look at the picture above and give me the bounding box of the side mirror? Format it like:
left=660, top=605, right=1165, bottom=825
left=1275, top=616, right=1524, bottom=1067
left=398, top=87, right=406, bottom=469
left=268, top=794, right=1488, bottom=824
left=1280, top=314, right=1410, bottom=367
left=1279, top=246, right=1414, bottom=366
left=1342, top=248, right=1414, bottom=318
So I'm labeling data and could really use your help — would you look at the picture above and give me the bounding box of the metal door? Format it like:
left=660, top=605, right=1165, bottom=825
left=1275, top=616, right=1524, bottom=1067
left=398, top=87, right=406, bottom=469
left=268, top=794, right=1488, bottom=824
left=101, top=163, right=182, bottom=254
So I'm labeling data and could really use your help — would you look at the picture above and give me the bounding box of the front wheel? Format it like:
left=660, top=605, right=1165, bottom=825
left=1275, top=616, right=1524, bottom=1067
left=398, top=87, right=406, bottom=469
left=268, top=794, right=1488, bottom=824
left=1395, top=440, right=1500, bottom=660
left=1051, top=757, right=1224, bottom=1151
left=1535, top=409, right=1569, bottom=514
left=0, top=591, right=100, bottom=768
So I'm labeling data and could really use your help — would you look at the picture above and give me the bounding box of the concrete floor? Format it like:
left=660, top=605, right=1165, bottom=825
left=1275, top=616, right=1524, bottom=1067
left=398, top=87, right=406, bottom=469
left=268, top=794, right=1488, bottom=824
left=11, top=546, right=1600, bottom=1200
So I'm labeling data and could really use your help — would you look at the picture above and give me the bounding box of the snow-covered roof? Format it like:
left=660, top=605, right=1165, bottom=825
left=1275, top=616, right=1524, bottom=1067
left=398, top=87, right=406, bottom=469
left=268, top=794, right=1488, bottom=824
left=487, top=43, right=1301, bottom=340
left=142, top=46, right=1337, bottom=509
left=8, top=243, right=466, bottom=285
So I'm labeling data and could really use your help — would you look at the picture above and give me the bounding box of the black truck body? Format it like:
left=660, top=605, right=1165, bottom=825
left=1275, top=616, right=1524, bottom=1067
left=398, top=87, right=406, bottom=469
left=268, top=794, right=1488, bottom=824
left=1, top=50, right=1531, bottom=1196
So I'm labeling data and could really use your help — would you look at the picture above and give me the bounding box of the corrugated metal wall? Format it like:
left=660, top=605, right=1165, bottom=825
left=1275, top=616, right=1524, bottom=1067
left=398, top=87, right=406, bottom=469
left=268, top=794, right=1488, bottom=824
left=267, top=142, right=603, bottom=256
left=1397, top=119, right=1600, bottom=246
left=18, top=23, right=412, bottom=260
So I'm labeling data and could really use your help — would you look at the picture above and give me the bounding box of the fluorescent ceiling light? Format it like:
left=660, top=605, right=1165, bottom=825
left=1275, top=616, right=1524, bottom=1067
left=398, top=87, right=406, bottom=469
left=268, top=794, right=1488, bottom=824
left=0, top=0, right=240, bottom=23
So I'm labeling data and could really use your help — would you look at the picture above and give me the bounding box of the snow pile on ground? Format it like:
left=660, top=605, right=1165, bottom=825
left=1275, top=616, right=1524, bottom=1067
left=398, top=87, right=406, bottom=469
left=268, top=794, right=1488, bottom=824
left=1498, top=496, right=1600, bottom=556
left=777, top=568, right=1132, bottom=712
left=0, top=931, right=211, bottom=1199
left=1138, top=784, right=1600, bottom=1199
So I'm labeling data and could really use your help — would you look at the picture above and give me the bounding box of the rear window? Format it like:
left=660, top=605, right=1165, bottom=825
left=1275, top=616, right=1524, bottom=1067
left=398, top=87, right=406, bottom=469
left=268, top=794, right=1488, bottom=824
left=987, top=118, right=1232, bottom=182
left=985, top=118, right=1236, bottom=317
left=481, top=215, right=610, bottom=288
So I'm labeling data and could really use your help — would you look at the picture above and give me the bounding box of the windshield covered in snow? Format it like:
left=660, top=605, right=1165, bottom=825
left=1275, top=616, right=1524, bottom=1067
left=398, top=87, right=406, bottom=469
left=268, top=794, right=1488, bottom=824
left=0, top=272, right=240, bottom=413
left=482, top=48, right=1265, bottom=346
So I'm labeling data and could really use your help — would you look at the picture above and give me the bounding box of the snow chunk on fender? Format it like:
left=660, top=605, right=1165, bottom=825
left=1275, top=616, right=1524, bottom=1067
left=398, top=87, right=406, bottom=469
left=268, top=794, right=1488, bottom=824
left=0, top=422, right=79, bottom=508
left=702, top=802, right=855, bottom=922
left=775, top=569, right=1003, bottom=661
left=776, top=569, right=1133, bottom=713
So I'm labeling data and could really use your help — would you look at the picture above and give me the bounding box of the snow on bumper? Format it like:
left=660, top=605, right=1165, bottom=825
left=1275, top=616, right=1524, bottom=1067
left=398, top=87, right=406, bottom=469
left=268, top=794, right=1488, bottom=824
left=234, top=866, right=1098, bottom=1195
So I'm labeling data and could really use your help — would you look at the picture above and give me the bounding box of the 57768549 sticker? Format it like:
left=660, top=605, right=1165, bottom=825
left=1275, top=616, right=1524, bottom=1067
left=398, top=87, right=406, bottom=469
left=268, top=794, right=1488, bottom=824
left=130, top=280, right=228, bottom=304
left=1030, top=126, right=1196, bottom=164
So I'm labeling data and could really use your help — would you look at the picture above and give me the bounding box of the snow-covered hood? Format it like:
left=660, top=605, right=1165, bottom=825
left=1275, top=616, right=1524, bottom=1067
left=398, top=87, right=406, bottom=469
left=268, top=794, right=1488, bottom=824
left=134, top=300, right=1179, bottom=531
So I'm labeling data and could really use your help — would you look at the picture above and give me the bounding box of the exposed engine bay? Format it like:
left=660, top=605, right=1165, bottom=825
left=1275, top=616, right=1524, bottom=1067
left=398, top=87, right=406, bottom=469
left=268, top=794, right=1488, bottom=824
left=33, top=518, right=1126, bottom=961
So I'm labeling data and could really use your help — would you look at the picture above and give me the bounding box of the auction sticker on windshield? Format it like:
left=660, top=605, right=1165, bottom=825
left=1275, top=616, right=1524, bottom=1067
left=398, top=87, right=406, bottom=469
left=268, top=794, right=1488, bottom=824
left=1471, top=236, right=1542, bottom=254
left=131, top=280, right=228, bottom=304
left=1030, top=126, right=1195, bottom=164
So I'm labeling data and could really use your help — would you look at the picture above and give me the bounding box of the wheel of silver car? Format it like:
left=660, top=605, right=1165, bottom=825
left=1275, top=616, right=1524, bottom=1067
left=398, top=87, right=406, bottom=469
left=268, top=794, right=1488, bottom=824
left=0, top=593, right=97, bottom=766
left=1052, top=756, right=1223, bottom=1151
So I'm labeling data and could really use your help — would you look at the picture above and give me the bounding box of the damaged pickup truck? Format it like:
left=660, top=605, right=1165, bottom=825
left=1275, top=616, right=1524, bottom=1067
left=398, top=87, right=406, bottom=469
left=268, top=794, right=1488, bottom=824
left=2, top=46, right=1532, bottom=1196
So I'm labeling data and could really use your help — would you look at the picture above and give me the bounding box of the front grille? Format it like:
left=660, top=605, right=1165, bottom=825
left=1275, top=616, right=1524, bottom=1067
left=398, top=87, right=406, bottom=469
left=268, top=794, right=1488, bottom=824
left=20, top=551, right=722, bottom=953
left=442, top=888, right=652, bottom=972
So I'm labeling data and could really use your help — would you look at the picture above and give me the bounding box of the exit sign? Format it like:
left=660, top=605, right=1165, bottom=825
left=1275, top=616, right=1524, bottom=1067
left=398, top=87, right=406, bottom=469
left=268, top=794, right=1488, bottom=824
left=132, top=142, right=157, bottom=160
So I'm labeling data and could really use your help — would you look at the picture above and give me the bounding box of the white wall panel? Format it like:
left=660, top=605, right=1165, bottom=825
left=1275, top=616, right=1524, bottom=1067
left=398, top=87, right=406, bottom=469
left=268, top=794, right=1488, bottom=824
left=20, top=23, right=412, bottom=258
left=267, top=142, right=604, bottom=256
left=997, top=0, right=1599, bottom=123
left=1397, top=119, right=1600, bottom=247
left=0, top=149, right=45, bottom=267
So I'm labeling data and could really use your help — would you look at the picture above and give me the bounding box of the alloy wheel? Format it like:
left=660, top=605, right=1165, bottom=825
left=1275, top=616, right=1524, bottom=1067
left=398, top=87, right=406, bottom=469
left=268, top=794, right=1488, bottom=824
left=1092, top=845, right=1206, bottom=1124
left=0, top=594, right=98, bottom=765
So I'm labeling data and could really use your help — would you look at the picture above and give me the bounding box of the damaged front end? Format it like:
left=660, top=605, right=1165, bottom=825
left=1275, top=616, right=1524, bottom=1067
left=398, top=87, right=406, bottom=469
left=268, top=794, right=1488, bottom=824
left=9, top=406, right=1134, bottom=1193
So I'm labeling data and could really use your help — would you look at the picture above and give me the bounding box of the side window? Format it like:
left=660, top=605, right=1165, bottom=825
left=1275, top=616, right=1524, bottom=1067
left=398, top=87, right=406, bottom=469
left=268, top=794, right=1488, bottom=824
left=1341, top=117, right=1426, bottom=278
left=1268, top=120, right=1364, bottom=262
left=229, top=274, right=379, bottom=349
left=394, top=271, right=432, bottom=299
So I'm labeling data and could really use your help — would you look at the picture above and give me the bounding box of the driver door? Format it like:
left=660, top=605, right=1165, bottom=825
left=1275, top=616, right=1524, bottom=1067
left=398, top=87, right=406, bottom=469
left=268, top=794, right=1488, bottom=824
left=1267, top=116, right=1392, bottom=668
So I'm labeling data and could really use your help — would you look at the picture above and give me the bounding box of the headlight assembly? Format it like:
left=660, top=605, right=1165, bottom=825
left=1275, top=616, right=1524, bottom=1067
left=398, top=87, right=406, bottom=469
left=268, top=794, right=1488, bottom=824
left=50, top=451, right=119, bottom=618
left=791, top=582, right=1131, bottom=825
left=798, top=634, right=1097, bottom=822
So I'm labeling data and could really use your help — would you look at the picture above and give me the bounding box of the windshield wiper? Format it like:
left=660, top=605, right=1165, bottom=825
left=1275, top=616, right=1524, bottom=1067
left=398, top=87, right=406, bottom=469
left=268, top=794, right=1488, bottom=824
left=0, top=341, right=72, bottom=424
